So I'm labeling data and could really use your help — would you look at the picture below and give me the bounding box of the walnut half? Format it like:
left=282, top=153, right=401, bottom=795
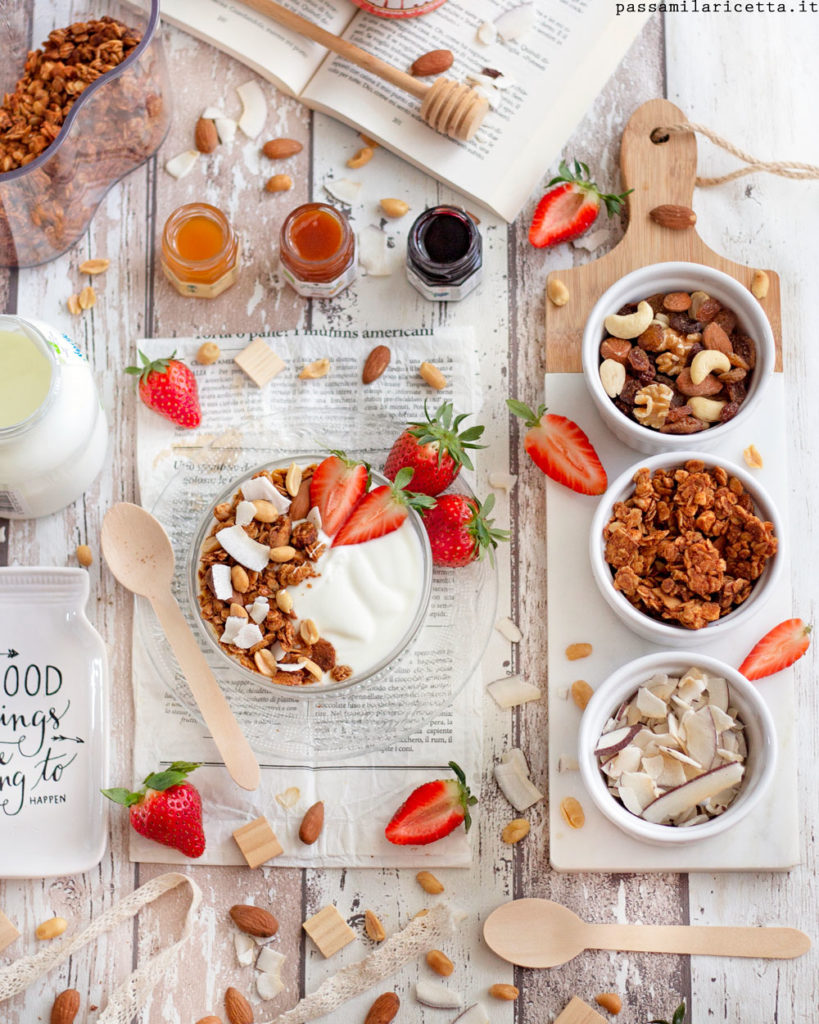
left=634, top=382, right=674, bottom=429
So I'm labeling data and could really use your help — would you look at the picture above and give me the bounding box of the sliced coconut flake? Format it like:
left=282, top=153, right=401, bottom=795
left=678, top=812, right=710, bottom=827
left=558, top=755, right=579, bottom=773
left=233, top=623, right=264, bottom=649
left=207, top=563, right=233, bottom=601
left=636, top=686, right=668, bottom=718
left=221, top=615, right=247, bottom=646
left=248, top=597, right=270, bottom=624
left=572, top=228, right=611, bottom=252
left=707, top=675, right=730, bottom=711
left=709, top=705, right=734, bottom=734
left=324, top=177, right=362, bottom=205
left=642, top=754, right=665, bottom=780
left=657, top=754, right=687, bottom=789
left=257, top=972, right=284, bottom=1000
left=488, top=471, right=517, bottom=494
left=682, top=707, right=717, bottom=767
left=494, top=2, right=535, bottom=41
left=646, top=673, right=676, bottom=701
left=241, top=475, right=290, bottom=512
left=495, top=616, right=522, bottom=642
left=494, top=748, right=543, bottom=810
left=453, top=1004, right=490, bottom=1024
left=306, top=506, right=322, bottom=530
left=659, top=745, right=702, bottom=770
left=276, top=661, right=303, bottom=672
left=618, top=771, right=657, bottom=811
left=215, top=117, right=238, bottom=145
left=557, top=687, right=569, bottom=701
left=201, top=106, right=226, bottom=120
left=641, top=762, right=744, bottom=825
left=235, top=931, right=255, bottom=966
left=595, top=724, right=640, bottom=758
left=165, top=149, right=199, bottom=179
left=487, top=674, right=540, bottom=709
left=416, top=979, right=463, bottom=1009
left=472, top=85, right=499, bottom=110
left=217, top=524, right=270, bottom=572
left=276, top=786, right=300, bottom=809
left=466, top=71, right=502, bottom=89
left=237, top=80, right=266, bottom=138
left=359, top=224, right=401, bottom=277
left=476, top=20, right=497, bottom=44
left=256, top=946, right=286, bottom=975
left=235, top=500, right=256, bottom=527
left=604, top=745, right=642, bottom=779
left=619, top=784, right=647, bottom=816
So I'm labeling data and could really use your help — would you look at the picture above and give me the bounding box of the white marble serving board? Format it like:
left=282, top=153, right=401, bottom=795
left=546, top=374, right=798, bottom=872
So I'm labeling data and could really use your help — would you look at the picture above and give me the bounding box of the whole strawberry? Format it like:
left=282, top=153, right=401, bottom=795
left=528, top=158, right=632, bottom=249
left=102, top=760, right=205, bottom=858
left=385, top=761, right=477, bottom=845
left=383, top=401, right=485, bottom=496
left=126, top=350, right=201, bottom=428
left=423, top=493, right=508, bottom=567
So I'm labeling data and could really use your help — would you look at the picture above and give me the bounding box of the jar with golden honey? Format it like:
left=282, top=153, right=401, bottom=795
left=279, top=203, right=357, bottom=299
left=161, top=203, right=240, bottom=298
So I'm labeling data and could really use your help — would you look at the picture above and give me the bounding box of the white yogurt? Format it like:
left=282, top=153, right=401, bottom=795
left=292, top=519, right=426, bottom=675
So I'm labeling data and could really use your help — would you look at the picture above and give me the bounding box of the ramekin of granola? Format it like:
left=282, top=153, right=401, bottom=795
left=189, top=454, right=432, bottom=693
left=589, top=453, right=783, bottom=645
left=581, top=263, right=775, bottom=455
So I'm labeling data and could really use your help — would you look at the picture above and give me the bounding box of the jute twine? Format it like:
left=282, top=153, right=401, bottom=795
left=651, top=121, right=819, bottom=186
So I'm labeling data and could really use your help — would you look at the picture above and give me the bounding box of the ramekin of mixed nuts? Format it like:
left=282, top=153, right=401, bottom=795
left=578, top=652, right=777, bottom=845
left=589, top=453, right=783, bottom=645
left=581, top=263, right=775, bottom=454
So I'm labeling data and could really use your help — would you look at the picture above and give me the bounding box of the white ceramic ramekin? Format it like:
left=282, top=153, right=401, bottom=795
left=578, top=651, right=777, bottom=845
left=589, top=451, right=783, bottom=646
left=581, top=262, right=775, bottom=455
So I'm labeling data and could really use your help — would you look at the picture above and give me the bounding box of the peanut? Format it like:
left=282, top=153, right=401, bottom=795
left=750, top=269, right=770, bottom=299
left=571, top=679, right=593, bottom=710
left=298, top=656, right=323, bottom=681
left=565, top=642, right=592, bottom=661
left=36, top=916, right=68, bottom=940
left=379, top=198, right=409, bottom=218
left=254, top=649, right=277, bottom=676
left=78, top=285, right=96, bottom=310
left=229, top=602, right=248, bottom=619
left=300, top=618, right=320, bottom=645
left=559, top=796, right=585, bottom=829
left=265, top=174, right=293, bottom=193
left=79, top=258, right=109, bottom=275
left=595, top=992, right=623, bottom=1015
left=67, top=294, right=81, bottom=315
left=231, top=565, right=249, bottom=593
left=276, top=589, right=293, bottom=614
left=251, top=499, right=279, bottom=523
left=489, top=984, right=519, bottom=1001
left=299, top=358, right=330, bottom=379
left=75, top=544, right=93, bottom=567
left=419, top=361, right=447, bottom=390
left=364, top=909, right=386, bottom=942
left=501, top=818, right=530, bottom=844
left=269, top=545, right=296, bottom=562
left=743, top=444, right=763, bottom=470
left=547, top=277, right=570, bottom=307
left=285, top=462, right=302, bottom=497
left=416, top=870, right=444, bottom=894
left=346, top=146, right=373, bottom=169
left=197, top=342, right=221, bottom=365
left=426, top=949, right=454, bottom=976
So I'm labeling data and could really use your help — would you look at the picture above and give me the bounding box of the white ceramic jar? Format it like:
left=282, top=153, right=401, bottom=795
left=0, top=315, right=108, bottom=518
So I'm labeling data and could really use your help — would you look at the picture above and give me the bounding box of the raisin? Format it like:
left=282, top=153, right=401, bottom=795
left=665, top=403, right=693, bottom=423
left=725, top=380, right=747, bottom=404
left=719, top=401, right=740, bottom=422
left=669, top=313, right=702, bottom=335
left=713, top=308, right=737, bottom=335
left=626, top=347, right=651, bottom=374
left=733, top=335, right=757, bottom=369
left=619, top=378, right=640, bottom=406
left=637, top=323, right=665, bottom=352
left=645, top=292, right=666, bottom=313
left=660, top=415, right=707, bottom=434
left=616, top=302, right=639, bottom=316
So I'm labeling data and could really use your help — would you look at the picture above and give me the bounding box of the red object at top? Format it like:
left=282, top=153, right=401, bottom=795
left=347, top=0, right=448, bottom=17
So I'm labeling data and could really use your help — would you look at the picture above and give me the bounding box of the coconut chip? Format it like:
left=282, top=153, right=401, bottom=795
left=216, top=524, right=271, bottom=572
left=487, top=674, right=540, bottom=709
left=494, top=2, right=535, bottom=41
left=488, top=471, right=517, bottom=494
left=215, top=117, right=238, bottom=145
left=237, top=80, right=266, bottom=138
left=476, top=21, right=497, bottom=44
left=324, top=177, right=362, bottom=205
left=241, top=476, right=291, bottom=513
left=358, top=224, right=402, bottom=277
left=572, top=228, right=611, bottom=252
left=165, top=149, right=199, bottom=179
left=233, top=623, right=264, bottom=649
left=248, top=597, right=270, bottom=624
left=235, top=931, right=255, bottom=966
left=201, top=106, right=226, bottom=120
left=494, top=616, right=522, bottom=642
left=235, top=500, right=256, bottom=528
left=275, top=786, right=301, bottom=809
left=557, top=755, right=579, bottom=773
left=494, top=748, right=543, bottom=811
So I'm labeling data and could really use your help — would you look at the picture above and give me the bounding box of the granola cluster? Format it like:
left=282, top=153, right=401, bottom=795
left=0, top=18, right=141, bottom=173
left=603, top=460, right=777, bottom=630
left=197, top=463, right=352, bottom=686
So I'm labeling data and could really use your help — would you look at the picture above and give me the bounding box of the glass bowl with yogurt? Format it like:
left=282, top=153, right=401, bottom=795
left=188, top=456, right=433, bottom=694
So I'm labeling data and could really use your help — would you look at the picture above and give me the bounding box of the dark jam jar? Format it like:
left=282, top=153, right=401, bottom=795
left=406, top=206, right=482, bottom=302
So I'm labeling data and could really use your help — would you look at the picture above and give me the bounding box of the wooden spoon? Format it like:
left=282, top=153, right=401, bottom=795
left=101, top=502, right=260, bottom=792
left=483, top=899, right=811, bottom=968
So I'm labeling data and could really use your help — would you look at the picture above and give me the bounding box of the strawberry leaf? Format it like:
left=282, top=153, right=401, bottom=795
left=101, top=787, right=143, bottom=807
left=406, top=401, right=487, bottom=472
left=143, top=761, right=201, bottom=791
left=506, top=397, right=546, bottom=428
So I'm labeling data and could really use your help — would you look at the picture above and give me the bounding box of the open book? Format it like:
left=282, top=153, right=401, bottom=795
left=159, top=0, right=648, bottom=221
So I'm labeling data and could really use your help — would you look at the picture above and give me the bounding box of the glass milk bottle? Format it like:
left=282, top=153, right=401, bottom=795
left=0, top=315, right=108, bottom=518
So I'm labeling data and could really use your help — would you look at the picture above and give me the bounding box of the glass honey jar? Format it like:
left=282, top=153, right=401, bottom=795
left=161, top=203, right=240, bottom=298
left=279, top=203, right=357, bottom=299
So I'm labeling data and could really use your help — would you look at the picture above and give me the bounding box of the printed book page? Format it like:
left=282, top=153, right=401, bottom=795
left=130, top=328, right=492, bottom=868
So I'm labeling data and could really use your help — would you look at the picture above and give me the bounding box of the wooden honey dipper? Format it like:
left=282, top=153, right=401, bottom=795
left=239, top=0, right=490, bottom=141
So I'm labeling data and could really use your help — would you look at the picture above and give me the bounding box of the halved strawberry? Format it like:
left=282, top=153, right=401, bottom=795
left=383, top=401, right=486, bottom=496
left=738, top=618, right=811, bottom=681
left=385, top=761, right=477, bottom=845
left=507, top=398, right=607, bottom=495
left=422, top=493, right=509, bottom=568
left=309, top=451, right=369, bottom=536
left=528, top=158, right=632, bottom=249
left=333, top=466, right=434, bottom=546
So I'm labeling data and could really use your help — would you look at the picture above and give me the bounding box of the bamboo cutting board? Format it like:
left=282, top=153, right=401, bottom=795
left=544, top=98, right=782, bottom=372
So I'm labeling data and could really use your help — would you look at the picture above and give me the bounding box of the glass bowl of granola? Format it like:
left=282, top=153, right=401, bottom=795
left=188, top=455, right=434, bottom=695
left=589, top=452, right=783, bottom=646
left=581, top=263, right=775, bottom=455
left=0, top=1, right=170, bottom=267
left=578, top=651, right=777, bottom=845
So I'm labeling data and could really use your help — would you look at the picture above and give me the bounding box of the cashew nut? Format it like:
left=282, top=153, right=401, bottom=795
left=604, top=300, right=653, bottom=340
left=689, top=396, right=727, bottom=422
left=750, top=269, right=769, bottom=299
left=599, top=358, right=626, bottom=397
left=690, top=349, right=731, bottom=385
left=689, top=290, right=710, bottom=318
left=547, top=277, right=570, bottom=307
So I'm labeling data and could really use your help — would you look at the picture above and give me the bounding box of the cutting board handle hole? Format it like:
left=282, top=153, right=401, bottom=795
left=650, top=128, right=670, bottom=144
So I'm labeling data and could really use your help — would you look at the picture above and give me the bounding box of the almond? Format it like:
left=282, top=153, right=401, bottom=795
left=195, top=1018, right=223, bottom=1024
left=299, top=800, right=325, bottom=844
left=411, top=49, right=454, bottom=77
left=265, top=174, right=293, bottom=193
left=262, top=138, right=303, bottom=159
left=364, top=991, right=400, bottom=1024
left=224, top=987, right=254, bottom=1024
left=416, top=870, right=444, bottom=894
left=194, top=117, right=219, bottom=154
left=649, top=204, right=697, bottom=230
left=362, top=344, right=391, bottom=384
left=51, top=988, right=80, bottom=1024
left=426, top=948, right=454, bottom=976
left=78, top=258, right=109, bottom=275
left=289, top=477, right=311, bottom=520
left=229, top=904, right=279, bottom=938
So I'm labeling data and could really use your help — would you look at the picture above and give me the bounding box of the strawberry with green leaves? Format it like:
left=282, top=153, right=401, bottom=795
left=738, top=618, right=811, bottom=680
left=528, top=158, right=632, bottom=249
left=507, top=398, right=607, bottom=496
left=384, top=401, right=486, bottom=496
left=385, top=761, right=477, bottom=845
left=649, top=1000, right=687, bottom=1024
left=333, top=466, right=435, bottom=546
left=103, top=761, right=205, bottom=858
left=309, top=450, right=370, bottom=536
left=126, top=350, right=201, bottom=429
left=423, top=493, right=508, bottom=567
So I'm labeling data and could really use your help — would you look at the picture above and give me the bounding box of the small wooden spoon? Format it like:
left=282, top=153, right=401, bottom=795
left=483, top=899, right=811, bottom=968
left=101, top=502, right=260, bottom=792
